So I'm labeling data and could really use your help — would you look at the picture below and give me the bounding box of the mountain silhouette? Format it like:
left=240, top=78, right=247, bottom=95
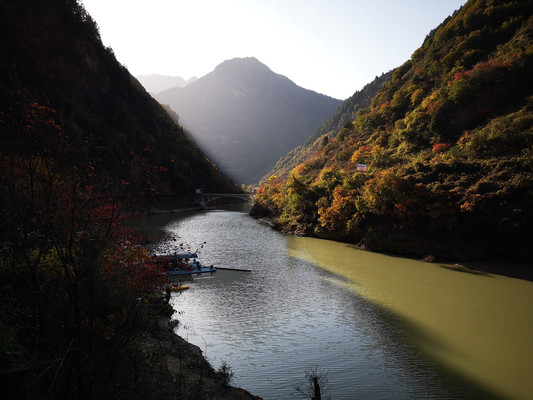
left=156, top=57, right=342, bottom=184
left=136, top=74, right=197, bottom=94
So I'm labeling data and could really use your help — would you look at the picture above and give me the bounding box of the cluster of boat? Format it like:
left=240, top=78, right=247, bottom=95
left=153, top=251, right=216, bottom=276
left=154, top=251, right=216, bottom=293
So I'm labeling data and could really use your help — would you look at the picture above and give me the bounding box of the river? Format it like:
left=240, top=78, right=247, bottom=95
left=134, top=205, right=533, bottom=400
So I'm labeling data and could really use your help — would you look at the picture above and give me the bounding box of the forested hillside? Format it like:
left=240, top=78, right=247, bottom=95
left=253, top=0, right=533, bottom=262
left=0, top=0, right=234, bottom=196
left=0, top=1, right=241, bottom=398
left=265, top=71, right=393, bottom=181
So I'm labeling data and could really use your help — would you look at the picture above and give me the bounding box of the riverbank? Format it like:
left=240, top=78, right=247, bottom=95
left=137, top=314, right=262, bottom=400
left=454, top=259, right=533, bottom=282
left=249, top=208, right=533, bottom=283
left=123, top=204, right=262, bottom=398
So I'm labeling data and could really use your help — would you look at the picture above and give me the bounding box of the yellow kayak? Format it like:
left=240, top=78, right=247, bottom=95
left=169, top=284, right=189, bottom=291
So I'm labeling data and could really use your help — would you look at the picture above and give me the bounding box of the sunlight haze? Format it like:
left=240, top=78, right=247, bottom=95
left=82, top=0, right=467, bottom=99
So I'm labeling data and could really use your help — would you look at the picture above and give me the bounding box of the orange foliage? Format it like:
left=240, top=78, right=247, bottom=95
left=255, top=175, right=287, bottom=214
left=350, top=145, right=371, bottom=164
left=318, top=186, right=357, bottom=232
left=357, top=169, right=410, bottom=215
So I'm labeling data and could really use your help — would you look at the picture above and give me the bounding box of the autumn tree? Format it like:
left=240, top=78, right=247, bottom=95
left=0, top=92, right=166, bottom=399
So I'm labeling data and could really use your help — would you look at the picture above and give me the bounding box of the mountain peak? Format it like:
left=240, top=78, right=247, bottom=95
left=216, top=56, right=266, bottom=69
left=156, top=58, right=342, bottom=184
left=213, top=57, right=275, bottom=79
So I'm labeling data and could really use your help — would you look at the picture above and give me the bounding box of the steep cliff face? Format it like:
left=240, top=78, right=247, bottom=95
left=156, top=57, right=342, bottom=184
left=0, top=0, right=235, bottom=195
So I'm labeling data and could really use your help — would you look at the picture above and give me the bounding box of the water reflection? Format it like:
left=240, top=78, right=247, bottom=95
left=135, top=209, right=533, bottom=399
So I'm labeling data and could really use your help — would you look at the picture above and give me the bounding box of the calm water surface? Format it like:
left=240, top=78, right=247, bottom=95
left=135, top=206, right=533, bottom=400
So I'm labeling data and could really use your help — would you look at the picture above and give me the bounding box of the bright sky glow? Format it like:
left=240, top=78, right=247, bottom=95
left=82, top=0, right=467, bottom=99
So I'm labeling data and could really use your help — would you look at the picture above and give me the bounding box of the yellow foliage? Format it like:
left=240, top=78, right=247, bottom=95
left=350, top=145, right=371, bottom=164
left=357, top=169, right=409, bottom=215
left=410, top=88, right=425, bottom=106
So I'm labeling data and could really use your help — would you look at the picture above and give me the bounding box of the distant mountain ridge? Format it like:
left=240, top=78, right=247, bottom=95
left=156, top=57, right=342, bottom=184
left=136, top=74, right=197, bottom=94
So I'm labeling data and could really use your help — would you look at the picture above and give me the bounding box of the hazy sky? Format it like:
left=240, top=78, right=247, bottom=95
left=82, top=0, right=467, bottom=99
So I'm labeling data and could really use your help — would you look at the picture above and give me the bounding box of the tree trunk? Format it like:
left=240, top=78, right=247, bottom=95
left=313, top=376, right=321, bottom=400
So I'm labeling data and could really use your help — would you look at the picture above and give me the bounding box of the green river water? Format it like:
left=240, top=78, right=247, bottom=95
left=138, top=207, right=533, bottom=399
left=288, top=237, right=533, bottom=400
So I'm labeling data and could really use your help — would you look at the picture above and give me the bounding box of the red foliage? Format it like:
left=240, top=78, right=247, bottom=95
left=454, top=70, right=468, bottom=80
left=102, top=233, right=166, bottom=297
left=3, top=94, right=167, bottom=299
left=425, top=100, right=440, bottom=115
left=432, top=143, right=450, bottom=152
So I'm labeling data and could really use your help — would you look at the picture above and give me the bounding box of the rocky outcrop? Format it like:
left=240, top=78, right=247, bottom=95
left=137, top=319, right=262, bottom=400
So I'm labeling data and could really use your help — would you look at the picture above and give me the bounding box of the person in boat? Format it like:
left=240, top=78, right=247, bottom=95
left=170, top=258, right=178, bottom=269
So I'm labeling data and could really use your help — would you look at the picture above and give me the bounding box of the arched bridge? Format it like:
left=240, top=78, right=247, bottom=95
left=198, top=192, right=254, bottom=207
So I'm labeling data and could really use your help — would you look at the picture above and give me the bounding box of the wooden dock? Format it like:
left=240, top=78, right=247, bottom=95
left=216, top=267, right=252, bottom=272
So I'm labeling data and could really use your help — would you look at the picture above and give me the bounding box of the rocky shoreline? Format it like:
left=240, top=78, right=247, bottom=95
left=137, top=315, right=262, bottom=400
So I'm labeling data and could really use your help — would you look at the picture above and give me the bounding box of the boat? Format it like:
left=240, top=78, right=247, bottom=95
left=153, top=252, right=216, bottom=276
left=168, top=283, right=189, bottom=291
left=165, top=263, right=217, bottom=276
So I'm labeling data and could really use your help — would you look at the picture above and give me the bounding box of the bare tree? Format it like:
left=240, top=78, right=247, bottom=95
left=295, top=365, right=332, bottom=400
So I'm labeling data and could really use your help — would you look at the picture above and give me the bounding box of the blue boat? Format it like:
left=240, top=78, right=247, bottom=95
left=165, top=263, right=217, bottom=276
left=153, top=253, right=216, bottom=276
